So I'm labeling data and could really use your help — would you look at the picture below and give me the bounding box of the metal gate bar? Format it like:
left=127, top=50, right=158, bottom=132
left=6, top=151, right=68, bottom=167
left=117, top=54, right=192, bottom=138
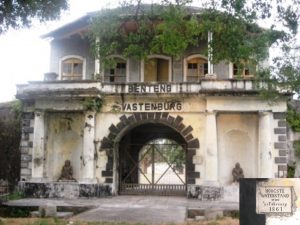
left=119, top=143, right=186, bottom=196
left=120, top=183, right=186, bottom=196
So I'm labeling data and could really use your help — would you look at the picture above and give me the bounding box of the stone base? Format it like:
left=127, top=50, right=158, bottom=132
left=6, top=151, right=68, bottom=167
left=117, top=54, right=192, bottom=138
left=187, top=184, right=223, bottom=200
left=18, top=181, right=112, bottom=199
left=223, top=183, right=239, bottom=202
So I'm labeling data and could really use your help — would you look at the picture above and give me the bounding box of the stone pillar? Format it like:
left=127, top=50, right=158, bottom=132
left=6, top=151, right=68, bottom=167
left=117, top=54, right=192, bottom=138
left=258, top=111, right=273, bottom=177
left=80, top=111, right=97, bottom=183
left=205, top=110, right=219, bottom=185
left=31, top=111, right=45, bottom=181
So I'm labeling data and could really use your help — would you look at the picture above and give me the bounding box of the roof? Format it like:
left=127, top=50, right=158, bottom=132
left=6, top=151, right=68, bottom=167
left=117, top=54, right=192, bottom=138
left=42, top=4, right=203, bottom=39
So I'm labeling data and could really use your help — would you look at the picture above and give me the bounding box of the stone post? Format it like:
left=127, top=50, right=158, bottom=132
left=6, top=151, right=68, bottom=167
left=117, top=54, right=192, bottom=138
left=258, top=111, right=273, bottom=177
left=80, top=111, right=97, bottom=183
left=205, top=110, right=219, bottom=185
left=31, top=111, right=45, bottom=181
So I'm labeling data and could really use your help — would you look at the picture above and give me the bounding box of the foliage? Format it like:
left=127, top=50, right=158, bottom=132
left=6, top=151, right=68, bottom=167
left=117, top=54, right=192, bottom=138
left=8, top=191, right=24, bottom=200
left=83, top=97, right=103, bottom=112
left=287, top=162, right=296, bottom=178
left=287, top=105, right=300, bottom=132
left=0, top=0, right=68, bottom=34
left=293, top=140, right=300, bottom=158
left=89, top=0, right=300, bottom=97
left=0, top=100, right=22, bottom=191
left=29, top=218, right=68, bottom=225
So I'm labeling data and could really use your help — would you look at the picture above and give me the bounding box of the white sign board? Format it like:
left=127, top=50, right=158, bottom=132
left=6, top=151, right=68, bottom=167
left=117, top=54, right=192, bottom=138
left=256, top=186, right=294, bottom=216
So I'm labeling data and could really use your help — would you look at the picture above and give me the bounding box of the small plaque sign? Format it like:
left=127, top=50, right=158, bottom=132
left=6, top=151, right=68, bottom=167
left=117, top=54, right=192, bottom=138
left=256, top=186, right=294, bottom=216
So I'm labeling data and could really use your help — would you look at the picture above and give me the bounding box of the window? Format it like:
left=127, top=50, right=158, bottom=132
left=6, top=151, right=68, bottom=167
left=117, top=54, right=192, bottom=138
left=232, top=63, right=254, bottom=78
left=61, top=58, right=83, bottom=80
left=104, top=58, right=127, bottom=83
left=186, top=57, right=208, bottom=82
left=144, top=57, right=170, bottom=82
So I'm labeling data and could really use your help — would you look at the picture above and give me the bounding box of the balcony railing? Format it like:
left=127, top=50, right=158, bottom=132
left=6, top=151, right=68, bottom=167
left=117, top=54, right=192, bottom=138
left=17, top=79, right=269, bottom=100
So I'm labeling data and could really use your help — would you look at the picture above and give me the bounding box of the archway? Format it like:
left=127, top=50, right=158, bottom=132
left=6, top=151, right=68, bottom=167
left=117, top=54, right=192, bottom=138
left=100, top=112, right=200, bottom=195
left=118, top=124, right=187, bottom=195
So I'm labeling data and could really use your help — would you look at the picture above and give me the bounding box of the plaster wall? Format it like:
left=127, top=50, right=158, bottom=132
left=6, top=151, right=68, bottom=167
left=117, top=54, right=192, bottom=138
left=50, top=36, right=95, bottom=79
left=45, top=112, right=84, bottom=181
left=217, top=113, right=259, bottom=185
left=128, top=59, right=141, bottom=82
left=214, top=61, right=230, bottom=79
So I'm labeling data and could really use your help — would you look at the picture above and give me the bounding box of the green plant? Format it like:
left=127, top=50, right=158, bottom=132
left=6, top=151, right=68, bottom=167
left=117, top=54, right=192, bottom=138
left=287, top=162, right=296, bottom=178
left=83, top=97, right=103, bottom=112
left=287, top=106, right=300, bottom=132
left=293, top=140, right=300, bottom=158
left=207, top=221, right=219, bottom=225
left=8, top=191, right=24, bottom=200
left=89, top=0, right=279, bottom=69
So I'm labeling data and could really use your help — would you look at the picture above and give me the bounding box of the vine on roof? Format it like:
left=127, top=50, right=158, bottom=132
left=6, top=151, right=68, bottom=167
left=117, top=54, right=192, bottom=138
left=89, top=1, right=285, bottom=69
left=89, top=0, right=300, bottom=96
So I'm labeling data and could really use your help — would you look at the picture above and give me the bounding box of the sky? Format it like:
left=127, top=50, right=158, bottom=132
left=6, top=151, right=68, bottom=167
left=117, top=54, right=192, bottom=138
left=0, top=0, right=296, bottom=103
left=0, top=0, right=122, bottom=103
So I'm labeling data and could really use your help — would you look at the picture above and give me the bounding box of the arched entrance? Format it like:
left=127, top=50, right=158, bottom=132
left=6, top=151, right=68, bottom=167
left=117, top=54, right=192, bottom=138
left=100, top=113, right=200, bottom=196
left=118, top=123, right=187, bottom=195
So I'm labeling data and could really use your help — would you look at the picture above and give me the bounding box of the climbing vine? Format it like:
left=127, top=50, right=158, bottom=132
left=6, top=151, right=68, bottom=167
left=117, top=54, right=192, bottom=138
left=89, top=0, right=285, bottom=70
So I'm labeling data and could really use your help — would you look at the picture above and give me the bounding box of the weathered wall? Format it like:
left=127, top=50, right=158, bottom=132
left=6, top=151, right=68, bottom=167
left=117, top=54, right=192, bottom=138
left=50, top=35, right=95, bottom=79
left=217, top=113, right=259, bottom=185
left=49, top=35, right=235, bottom=81
left=128, top=58, right=141, bottom=82
left=214, top=61, right=230, bottom=79
left=45, top=112, right=84, bottom=181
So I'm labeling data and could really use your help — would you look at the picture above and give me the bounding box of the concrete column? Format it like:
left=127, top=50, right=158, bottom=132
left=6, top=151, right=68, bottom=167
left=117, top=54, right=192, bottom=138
left=80, top=111, right=97, bottom=183
left=205, top=110, right=219, bottom=185
left=208, top=32, right=214, bottom=74
left=258, top=111, right=273, bottom=177
left=31, top=111, right=45, bottom=181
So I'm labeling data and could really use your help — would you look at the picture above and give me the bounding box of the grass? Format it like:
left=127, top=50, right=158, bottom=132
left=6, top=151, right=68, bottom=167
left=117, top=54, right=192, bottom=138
left=0, top=218, right=239, bottom=225
left=8, top=191, right=24, bottom=201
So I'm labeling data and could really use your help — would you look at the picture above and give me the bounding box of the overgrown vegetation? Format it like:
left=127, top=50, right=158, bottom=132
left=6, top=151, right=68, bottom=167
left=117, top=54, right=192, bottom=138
left=288, top=162, right=296, bottom=178
left=293, top=140, right=300, bottom=158
left=0, top=0, right=68, bottom=34
left=0, top=101, right=22, bottom=191
left=8, top=191, right=24, bottom=201
left=90, top=0, right=280, bottom=70
left=287, top=105, right=300, bottom=132
left=83, top=97, right=103, bottom=112
left=89, top=0, right=300, bottom=93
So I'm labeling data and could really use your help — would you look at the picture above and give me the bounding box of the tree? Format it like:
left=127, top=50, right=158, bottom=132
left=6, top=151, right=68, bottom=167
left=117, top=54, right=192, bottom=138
left=89, top=0, right=300, bottom=97
left=0, top=0, right=69, bottom=34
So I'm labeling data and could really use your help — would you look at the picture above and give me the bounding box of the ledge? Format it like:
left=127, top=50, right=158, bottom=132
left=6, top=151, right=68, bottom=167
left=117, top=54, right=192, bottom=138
left=16, top=80, right=283, bottom=99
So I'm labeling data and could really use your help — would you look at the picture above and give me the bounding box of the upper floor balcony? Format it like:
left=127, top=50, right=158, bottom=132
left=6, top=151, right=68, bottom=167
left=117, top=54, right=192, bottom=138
left=16, top=79, right=264, bottom=100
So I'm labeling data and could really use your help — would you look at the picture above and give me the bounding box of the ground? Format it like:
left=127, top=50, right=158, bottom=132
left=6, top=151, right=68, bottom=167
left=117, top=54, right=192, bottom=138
left=0, top=217, right=239, bottom=225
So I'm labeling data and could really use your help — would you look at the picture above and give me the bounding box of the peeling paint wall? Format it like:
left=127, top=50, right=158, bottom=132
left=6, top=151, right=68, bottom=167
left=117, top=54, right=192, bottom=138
left=217, top=113, right=259, bottom=185
left=46, top=112, right=84, bottom=181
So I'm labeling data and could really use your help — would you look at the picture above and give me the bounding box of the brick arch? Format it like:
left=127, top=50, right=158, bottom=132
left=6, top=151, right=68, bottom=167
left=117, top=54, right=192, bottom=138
left=99, top=112, right=200, bottom=185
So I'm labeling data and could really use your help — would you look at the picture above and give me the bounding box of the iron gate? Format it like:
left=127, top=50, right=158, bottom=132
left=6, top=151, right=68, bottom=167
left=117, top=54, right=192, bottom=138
left=119, top=142, right=186, bottom=196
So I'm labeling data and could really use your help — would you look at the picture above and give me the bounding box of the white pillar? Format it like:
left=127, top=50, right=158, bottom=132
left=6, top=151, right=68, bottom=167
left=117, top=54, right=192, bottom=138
left=258, top=111, right=273, bottom=177
left=31, top=111, right=45, bottom=181
left=94, top=37, right=101, bottom=80
left=208, top=31, right=214, bottom=74
left=205, top=110, right=219, bottom=185
left=80, top=111, right=97, bottom=183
